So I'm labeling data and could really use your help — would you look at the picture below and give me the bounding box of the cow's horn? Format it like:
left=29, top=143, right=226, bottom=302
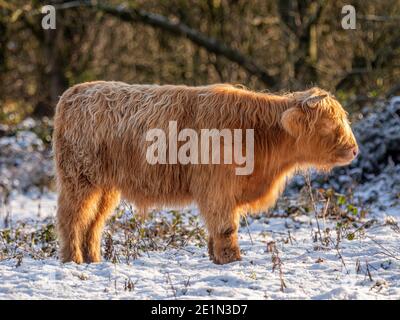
left=306, top=94, right=328, bottom=107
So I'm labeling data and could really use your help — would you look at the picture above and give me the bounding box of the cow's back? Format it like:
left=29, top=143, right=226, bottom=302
left=53, top=82, right=198, bottom=208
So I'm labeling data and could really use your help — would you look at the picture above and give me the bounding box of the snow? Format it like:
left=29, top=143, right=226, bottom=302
left=0, top=192, right=399, bottom=300
left=1, top=192, right=57, bottom=227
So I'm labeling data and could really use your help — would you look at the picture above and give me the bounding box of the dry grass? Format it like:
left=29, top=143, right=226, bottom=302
left=0, top=202, right=207, bottom=265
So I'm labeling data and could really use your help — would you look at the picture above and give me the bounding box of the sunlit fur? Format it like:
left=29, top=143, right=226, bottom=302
left=53, top=81, right=358, bottom=264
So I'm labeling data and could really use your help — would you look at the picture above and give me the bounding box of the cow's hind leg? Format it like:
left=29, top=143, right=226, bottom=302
left=83, top=189, right=120, bottom=263
left=57, top=179, right=101, bottom=264
left=200, top=205, right=241, bottom=265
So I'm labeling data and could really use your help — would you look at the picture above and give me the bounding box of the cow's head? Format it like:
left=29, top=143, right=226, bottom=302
left=281, top=87, right=358, bottom=170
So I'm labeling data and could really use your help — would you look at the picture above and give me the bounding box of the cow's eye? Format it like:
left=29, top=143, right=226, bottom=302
left=335, top=127, right=345, bottom=143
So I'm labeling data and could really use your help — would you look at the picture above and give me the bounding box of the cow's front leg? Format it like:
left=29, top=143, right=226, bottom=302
left=201, top=205, right=241, bottom=264
left=211, top=226, right=241, bottom=264
left=208, top=236, right=215, bottom=261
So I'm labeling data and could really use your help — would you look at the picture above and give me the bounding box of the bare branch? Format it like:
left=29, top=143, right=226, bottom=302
left=358, top=14, right=400, bottom=22
left=53, top=0, right=276, bottom=87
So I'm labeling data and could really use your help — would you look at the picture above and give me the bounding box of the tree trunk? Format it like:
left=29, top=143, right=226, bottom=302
left=33, top=21, right=68, bottom=117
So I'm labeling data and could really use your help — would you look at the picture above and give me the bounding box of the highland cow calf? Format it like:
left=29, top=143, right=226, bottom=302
left=53, top=82, right=358, bottom=264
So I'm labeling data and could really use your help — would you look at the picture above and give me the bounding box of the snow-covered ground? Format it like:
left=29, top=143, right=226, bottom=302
left=0, top=190, right=399, bottom=300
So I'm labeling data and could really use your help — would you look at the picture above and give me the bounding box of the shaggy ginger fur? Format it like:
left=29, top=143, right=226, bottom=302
left=53, top=81, right=358, bottom=264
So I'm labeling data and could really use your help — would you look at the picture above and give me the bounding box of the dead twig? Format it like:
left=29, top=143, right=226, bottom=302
left=243, top=216, right=254, bottom=246
left=304, top=172, right=323, bottom=244
left=267, top=241, right=287, bottom=292
left=366, top=235, right=400, bottom=261
left=165, top=272, right=178, bottom=300
left=334, top=226, right=349, bottom=274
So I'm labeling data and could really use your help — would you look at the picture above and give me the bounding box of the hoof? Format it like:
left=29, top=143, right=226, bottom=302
left=212, top=246, right=241, bottom=265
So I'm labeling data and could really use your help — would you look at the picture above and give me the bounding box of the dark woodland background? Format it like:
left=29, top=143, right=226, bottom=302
left=0, top=0, right=399, bottom=124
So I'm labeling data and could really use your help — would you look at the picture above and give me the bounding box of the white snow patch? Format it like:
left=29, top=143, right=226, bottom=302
left=0, top=193, right=399, bottom=300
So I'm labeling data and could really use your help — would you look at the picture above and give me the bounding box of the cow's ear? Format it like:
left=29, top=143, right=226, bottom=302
left=281, top=107, right=306, bottom=137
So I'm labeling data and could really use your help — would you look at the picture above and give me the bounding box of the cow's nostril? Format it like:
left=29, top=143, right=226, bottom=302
left=352, top=147, right=358, bottom=157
